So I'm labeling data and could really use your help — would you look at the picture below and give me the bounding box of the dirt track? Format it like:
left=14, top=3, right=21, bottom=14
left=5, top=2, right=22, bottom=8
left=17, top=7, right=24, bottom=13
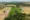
left=0, top=7, right=12, bottom=20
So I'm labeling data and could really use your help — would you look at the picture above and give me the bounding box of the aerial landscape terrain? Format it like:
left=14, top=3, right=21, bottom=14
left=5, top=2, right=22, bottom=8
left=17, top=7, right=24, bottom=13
left=0, top=2, right=30, bottom=20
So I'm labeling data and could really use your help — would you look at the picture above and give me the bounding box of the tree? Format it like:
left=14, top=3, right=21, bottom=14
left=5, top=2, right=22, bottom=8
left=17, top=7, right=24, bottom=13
left=4, top=7, right=26, bottom=20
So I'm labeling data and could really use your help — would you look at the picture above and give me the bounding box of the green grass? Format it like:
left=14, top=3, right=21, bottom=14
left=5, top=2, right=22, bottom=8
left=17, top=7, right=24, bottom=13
left=4, top=7, right=25, bottom=20
left=8, top=7, right=22, bottom=16
left=9, top=7, right=16, bottom=16
left=16, top=7, right=22, bottom=13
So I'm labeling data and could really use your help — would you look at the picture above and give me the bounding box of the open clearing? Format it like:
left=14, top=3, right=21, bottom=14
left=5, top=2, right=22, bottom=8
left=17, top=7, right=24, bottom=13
left=22, top=7, right=30, bottom=14
left=0, top=7, right=12, bottom=20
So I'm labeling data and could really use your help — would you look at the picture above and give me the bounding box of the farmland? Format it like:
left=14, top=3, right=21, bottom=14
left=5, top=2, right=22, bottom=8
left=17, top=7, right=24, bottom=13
left=0, top=2, right=30, bottom=20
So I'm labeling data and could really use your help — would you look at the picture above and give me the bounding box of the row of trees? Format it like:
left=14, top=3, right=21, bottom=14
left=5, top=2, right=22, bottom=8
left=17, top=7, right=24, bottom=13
left=4, top=7, right=26, bottom=20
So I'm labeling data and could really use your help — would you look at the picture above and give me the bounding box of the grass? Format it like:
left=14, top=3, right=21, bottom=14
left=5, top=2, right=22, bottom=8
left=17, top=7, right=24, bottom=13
left=16, top=7, right=22, bottom=13
left=8, top=7, right=16, bottom=16
left=8, top=7, right=22, bottom=16
left=4, top=7, right=25, bottom=20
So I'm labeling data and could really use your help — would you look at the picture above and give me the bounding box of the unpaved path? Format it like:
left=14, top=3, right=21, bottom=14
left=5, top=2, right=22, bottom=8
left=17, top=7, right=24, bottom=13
left=0, top=7, right=12, bottom=20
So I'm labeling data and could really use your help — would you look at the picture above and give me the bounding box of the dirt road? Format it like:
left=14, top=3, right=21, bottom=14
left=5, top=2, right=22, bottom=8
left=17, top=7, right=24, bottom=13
left=0, top=7, right=12, bottom=20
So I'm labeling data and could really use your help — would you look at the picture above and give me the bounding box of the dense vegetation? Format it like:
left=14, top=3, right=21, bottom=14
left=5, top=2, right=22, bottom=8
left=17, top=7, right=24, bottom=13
left=4, top=6, right=26, bottom=20
left=0, top=2, right=30, bottom=20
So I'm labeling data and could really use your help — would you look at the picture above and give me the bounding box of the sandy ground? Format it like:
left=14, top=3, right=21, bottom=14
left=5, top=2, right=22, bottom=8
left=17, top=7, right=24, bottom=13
left=0, top=7, right=12, bottom=20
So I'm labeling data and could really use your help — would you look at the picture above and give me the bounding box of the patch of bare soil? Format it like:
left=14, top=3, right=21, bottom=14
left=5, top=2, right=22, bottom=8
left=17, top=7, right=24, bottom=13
left=0, top=7, right=12, bottom=20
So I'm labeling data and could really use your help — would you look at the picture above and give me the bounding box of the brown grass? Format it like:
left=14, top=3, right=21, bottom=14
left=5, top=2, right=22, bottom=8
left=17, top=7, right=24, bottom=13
left=22, top=6, right=30, bottom=14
